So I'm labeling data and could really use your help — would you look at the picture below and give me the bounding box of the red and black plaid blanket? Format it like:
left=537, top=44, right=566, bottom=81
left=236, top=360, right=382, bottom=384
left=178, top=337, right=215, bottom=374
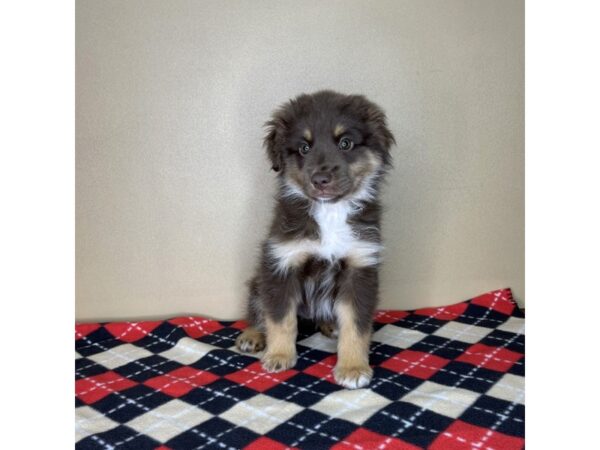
left=76, top=288, right=524, bottom=449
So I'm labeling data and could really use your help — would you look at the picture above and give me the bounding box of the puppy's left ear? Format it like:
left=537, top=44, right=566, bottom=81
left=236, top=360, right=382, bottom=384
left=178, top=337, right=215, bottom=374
left=263, top=114, right=287, bottom=172
left=366, top=103, right=395, bottom=167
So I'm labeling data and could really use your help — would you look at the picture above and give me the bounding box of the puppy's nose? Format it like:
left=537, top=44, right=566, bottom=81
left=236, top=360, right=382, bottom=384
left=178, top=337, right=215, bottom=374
left=311, top=171, right=332, bottom=189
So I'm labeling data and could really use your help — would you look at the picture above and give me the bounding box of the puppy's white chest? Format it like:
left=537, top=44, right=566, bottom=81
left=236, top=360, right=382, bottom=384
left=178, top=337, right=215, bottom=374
left=268, top=200, right=381, bottom=273
left=312, top=201, right=356, bottom=260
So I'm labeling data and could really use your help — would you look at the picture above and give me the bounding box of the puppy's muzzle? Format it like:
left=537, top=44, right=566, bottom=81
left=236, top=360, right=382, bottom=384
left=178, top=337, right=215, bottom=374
left=311, top=171, right=333, bottom=190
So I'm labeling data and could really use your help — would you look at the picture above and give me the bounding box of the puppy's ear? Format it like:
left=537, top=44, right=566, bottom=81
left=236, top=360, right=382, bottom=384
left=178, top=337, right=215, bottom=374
left=365, top=104, right=395, bottom=167
left=263, top=115, right=288, bottom=172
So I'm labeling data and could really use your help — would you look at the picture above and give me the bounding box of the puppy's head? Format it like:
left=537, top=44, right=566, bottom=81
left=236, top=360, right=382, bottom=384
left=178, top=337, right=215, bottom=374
left=264, top=90, right=394, bottom=202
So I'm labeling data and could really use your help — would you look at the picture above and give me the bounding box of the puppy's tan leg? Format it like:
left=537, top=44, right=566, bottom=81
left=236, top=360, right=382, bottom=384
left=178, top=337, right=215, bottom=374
left=261, top=309, right=298, bottom=373
left=236, top=326, right=266, bottom=353
left=334, top=300, right=373, bottom=389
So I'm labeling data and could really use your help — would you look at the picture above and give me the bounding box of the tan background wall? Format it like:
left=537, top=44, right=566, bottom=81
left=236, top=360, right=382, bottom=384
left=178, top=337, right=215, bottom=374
left=76, top=0, right=524, bottom=321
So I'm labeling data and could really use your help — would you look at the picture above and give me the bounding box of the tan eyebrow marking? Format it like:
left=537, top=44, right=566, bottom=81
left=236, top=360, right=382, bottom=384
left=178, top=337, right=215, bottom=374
left=334, top=124, right=346, bottom=137
left=303, top=129, right=312, bottom=142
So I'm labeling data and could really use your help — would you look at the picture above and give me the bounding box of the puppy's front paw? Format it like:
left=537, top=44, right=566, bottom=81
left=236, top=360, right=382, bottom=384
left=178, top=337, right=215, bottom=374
left=236, top=328, right=266, bottom=353
left=261, top=352, right=297, bottom=373
left=334, top=365, right=373, bottom=389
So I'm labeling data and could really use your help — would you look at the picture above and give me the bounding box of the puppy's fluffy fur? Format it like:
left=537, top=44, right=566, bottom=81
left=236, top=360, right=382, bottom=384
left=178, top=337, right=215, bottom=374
left=236, top=90, right=394, bottom=389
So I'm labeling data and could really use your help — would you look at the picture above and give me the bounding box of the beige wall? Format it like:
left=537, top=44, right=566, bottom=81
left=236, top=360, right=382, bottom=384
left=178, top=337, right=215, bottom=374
left=76, top=0, right=524, bottom=321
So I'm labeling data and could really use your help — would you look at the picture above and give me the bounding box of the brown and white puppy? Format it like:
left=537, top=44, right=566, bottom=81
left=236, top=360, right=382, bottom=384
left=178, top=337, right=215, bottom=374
left=235, top=90, right=394, bottom=389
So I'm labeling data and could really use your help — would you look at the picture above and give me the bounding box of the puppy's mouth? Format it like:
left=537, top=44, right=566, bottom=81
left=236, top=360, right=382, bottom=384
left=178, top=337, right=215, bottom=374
left=313, top=191, right=337, bottom=200
left=307, top=175, right=374, bottom=202
left=307, top=186, right=346, bottom=202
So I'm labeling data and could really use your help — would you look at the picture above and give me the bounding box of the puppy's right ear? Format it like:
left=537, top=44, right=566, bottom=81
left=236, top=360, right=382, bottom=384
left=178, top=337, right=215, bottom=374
left=263, top=115, right=287, bottom=172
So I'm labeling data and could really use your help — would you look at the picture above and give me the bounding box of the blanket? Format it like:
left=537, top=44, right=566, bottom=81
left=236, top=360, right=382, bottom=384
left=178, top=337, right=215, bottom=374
left=76, top=288, right=524, bottom=449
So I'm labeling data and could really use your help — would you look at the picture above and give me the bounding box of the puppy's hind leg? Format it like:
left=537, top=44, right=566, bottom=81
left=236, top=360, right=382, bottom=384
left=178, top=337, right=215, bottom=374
left=236, top=327, right=266, bottom=353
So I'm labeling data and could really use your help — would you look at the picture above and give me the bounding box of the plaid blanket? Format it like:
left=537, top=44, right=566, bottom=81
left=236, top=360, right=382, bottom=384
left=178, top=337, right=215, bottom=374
left=76, top=288, right=524, bottom=449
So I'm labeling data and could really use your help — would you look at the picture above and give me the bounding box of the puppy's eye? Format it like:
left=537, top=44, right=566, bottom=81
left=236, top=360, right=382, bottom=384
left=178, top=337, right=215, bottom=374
left=299, top=143, right=311, bottom=156
left=338, top=137, right=354, bottom=151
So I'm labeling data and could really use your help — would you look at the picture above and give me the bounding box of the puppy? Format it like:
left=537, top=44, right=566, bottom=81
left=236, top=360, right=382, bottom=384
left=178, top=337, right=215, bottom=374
left=235, top=90, right=394, bottom=389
